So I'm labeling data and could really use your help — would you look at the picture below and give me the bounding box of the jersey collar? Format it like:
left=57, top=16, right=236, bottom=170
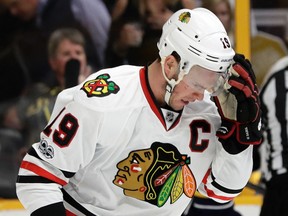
left=139, top=67, right=182, bottom=131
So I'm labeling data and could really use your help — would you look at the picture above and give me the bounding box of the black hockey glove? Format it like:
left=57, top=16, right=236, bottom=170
left=213, top=54, right=262, bottom=149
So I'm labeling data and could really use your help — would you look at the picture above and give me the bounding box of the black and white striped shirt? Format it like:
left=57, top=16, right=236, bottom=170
left=260, top=56, right=288, bottom=181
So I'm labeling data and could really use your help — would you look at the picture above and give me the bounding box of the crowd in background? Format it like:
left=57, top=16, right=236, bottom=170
left=0, top=0, right=288, bottom=215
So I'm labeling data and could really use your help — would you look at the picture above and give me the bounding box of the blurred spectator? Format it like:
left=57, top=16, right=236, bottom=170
left=105, top=0, right=141, bottom=22
left=105, top=0, right=146, bottom=67
left=0, top=9, right=29, bottom=102
left=259, top=56, right=288, bottom=216
left=48, top=28, right=92, bottom=88
left=105, top=18, right=144, bottom=67
left=105, top=0, right=196, bottom=67
left=3, top=28, right=92, bottom=151
left=0, top=27, right=92, bottom=198
left=0, top=0, right=110, bottom=88
left=106, top=0, right=197, bottom=22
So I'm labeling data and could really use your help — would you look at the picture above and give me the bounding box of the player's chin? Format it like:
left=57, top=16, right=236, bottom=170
left=171, top=101, right=186, bottom=111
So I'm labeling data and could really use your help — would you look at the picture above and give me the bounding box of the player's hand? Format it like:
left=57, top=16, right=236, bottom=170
left=213, top=54, right=262, bottom=147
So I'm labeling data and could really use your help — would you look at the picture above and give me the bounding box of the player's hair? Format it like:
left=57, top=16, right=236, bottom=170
left=48, top=28, right=85, bottom=58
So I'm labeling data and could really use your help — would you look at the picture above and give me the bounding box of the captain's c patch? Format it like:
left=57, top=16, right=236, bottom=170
left=81, top=74, right=120, bottom=97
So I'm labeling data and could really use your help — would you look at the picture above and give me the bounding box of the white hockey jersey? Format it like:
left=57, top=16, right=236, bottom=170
left=16, top=65, right=253, bottom=216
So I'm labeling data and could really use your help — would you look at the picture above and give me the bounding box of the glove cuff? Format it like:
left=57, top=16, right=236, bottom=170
left=216, top=119, right=236, bottom=139
left=237, top=119, right=262, bottom=145
left=216, top=118, right=262, bottom=146
left=216, top=119, right=250, bottom=154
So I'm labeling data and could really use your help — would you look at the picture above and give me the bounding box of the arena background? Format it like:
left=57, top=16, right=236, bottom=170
left=2, top=0, right=288, bottom=215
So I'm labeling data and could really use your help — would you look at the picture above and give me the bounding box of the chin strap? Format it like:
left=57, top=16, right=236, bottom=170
left=161, top=58, right=184, bottom=105
left=164, top=80, right=177, bottom=105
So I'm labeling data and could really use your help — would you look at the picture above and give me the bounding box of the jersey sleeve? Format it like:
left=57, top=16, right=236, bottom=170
left=16, top=87, right=103, bottom=214
left=197, top=143, right=253, bottom=203
left=192, top=92, right=254, bottom=203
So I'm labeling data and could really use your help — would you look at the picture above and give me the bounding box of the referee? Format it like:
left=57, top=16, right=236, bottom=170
left=259, top=56, right=288, bottom=216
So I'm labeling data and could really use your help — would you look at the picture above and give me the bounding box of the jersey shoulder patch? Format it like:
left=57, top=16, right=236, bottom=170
left=81, top=73, right=120, bottom=97
left=74, top=65, right=145, bottom=111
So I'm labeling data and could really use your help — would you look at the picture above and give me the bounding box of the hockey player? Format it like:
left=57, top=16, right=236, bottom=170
left=16, top=8, right=262, bottom=216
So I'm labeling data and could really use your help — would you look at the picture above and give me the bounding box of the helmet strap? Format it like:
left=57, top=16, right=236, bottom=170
left=160, top=58, right=184, bottom=105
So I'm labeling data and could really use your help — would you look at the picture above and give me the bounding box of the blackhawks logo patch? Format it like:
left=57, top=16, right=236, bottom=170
left=178, top=11, right=191, bottom=24
left=113, top=142, right=196, bottom=207
left=81, top=74, right=120, bottom=97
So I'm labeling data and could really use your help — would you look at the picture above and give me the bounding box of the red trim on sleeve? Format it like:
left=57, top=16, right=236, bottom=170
left=204, top=184, right=234, bottom=201
left=20, top=161, right=67, bottom=186
left=202, top=168, right=234, bottom=201
left=202, top=168, right=211, bottom=184
left=66, top=209, right=77, bottom=216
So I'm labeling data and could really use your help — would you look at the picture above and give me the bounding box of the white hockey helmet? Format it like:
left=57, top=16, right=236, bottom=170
left=157, top=8, right=235, bottom=104
left=158, top=7, right=235, bottom=74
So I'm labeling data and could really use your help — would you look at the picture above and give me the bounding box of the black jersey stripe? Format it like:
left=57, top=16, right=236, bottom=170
left=211, top=172, right=243, bottom=194
left=17, top=175, right=55, bottom=183
left=62, top=189, right=97, bottom=216
left=27, top=146, right=76, bottom=178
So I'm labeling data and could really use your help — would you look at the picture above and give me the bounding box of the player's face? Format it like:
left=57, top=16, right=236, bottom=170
left=169, top=65, right=221, bottom=110
left=49, top=39, right=87, bottom=84
left=0, top=0, right=38, bottom=21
